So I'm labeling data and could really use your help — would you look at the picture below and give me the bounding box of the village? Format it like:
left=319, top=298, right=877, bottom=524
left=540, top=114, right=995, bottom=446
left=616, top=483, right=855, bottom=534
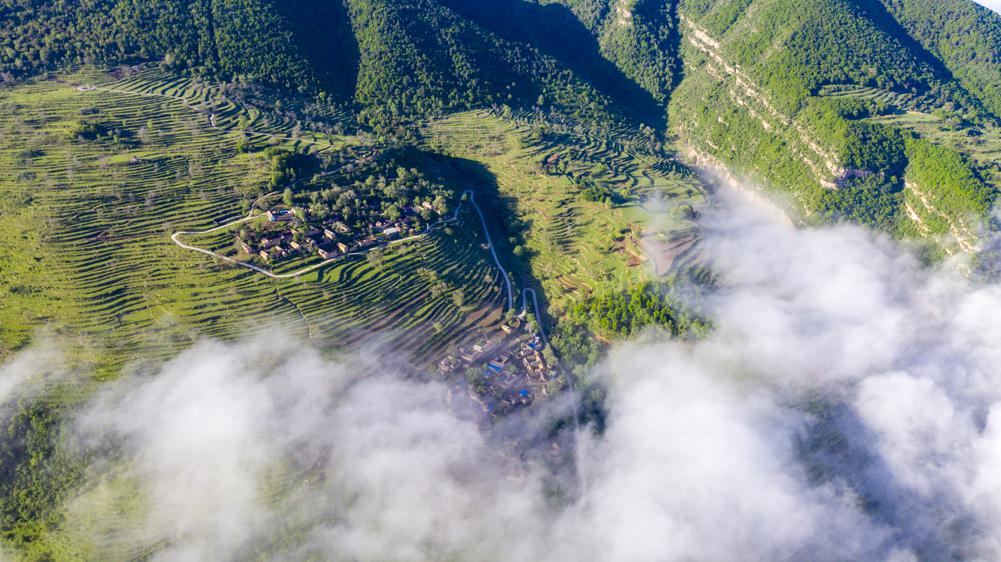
left=439, top=316, right=561, bottom=418
left=234, top=197, right=445, bottom=265
left=211, top=149, right=458, bottom=266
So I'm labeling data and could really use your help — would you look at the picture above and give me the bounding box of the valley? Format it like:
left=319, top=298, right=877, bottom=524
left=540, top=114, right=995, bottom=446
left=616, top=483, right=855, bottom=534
left=0, top=0, right=999, bottom=559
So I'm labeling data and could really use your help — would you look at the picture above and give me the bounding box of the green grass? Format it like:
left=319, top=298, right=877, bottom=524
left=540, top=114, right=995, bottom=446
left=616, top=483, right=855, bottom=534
left=816, top=84, right=940, bottom=113
left=0, top=69, right=505, bottom=374
left=425, top=109, right=706, bottom=318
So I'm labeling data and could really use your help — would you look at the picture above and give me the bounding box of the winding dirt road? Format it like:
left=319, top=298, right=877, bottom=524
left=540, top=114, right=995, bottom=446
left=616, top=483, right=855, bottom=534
left=171, top=190, right=514, bottom=309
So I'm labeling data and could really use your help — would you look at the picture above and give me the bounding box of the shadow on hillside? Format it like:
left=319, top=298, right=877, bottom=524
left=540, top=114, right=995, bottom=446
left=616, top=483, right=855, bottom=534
left=440, top=0, right=667, bottom=130
left=279, top=0, right=360, bottom=101
left=857, top=0, right=956, bottom=86
left=390, top=147, right=556, bottom=325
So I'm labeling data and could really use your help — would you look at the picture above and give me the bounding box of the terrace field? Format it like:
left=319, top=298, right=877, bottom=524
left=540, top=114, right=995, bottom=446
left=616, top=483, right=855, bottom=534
left=425, top=110, right=708, bottom=320
left=0, top=69, right=508, bottom=375
left=815, top=84, right=1001, bottom=190
left=0, top=72, right=714, bottom=558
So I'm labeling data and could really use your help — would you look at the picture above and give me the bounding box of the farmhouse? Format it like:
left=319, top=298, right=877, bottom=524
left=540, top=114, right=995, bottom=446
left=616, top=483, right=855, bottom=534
left=266, top=209, right=294, bottom=222
left=438, top=356, right=458, bottom=374
left=235, top=237, right=252, bottom=254
left=317, top=242, right=340, bottom=260
left=261, top=235, right=287, bottom=249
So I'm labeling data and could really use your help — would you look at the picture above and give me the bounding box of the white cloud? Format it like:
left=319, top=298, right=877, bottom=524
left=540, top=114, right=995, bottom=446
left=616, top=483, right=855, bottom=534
left=13, top=177, right=1001, bottom=560
left=973, top=0, right=1001, bottom=14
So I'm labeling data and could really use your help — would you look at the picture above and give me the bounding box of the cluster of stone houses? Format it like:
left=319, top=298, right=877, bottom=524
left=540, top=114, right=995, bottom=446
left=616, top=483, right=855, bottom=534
left=236, top=204, right=430, bottom=264
left=438, top=319, right=557, bottom=415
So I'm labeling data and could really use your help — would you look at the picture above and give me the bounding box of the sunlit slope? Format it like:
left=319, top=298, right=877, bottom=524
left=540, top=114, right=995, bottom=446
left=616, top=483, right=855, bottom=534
left=0, top=71, right=506, bottom=369
left=669, top=0, right=999, bottom=252
left=425, top=109, right=706, bottom=319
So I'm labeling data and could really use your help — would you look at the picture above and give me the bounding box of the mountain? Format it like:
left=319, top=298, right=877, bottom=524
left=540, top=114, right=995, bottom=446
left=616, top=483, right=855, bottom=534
left=0, top=0, right=357, bottom=95
left=878, top=0, right=1001, bottom=117
left=3, top=0, right=1001, bottom=559
left=668, top=0, right=1000, bottom=248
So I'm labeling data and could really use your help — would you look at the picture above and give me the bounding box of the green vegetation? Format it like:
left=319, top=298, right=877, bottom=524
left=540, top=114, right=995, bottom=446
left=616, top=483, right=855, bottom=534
left=669, top=0, right=1000, bottom=248
left=0, top=0, right=358, bottom=97
left=426, top=109, right=705, bottom=320
left=347, top=0, right=630, bottom=132
left=568, top=283, right=705, bottom=339
left=554, top=283, right=709, bottom=367
left=0, top=400, right=82, bottom=555
left=812, top=183, right=903, bottom=233
left=2, top=1, right=1001, bottom=556
left=877, top=0, right=1001, bottom=118
left=0, top=69, right=515, bottom=367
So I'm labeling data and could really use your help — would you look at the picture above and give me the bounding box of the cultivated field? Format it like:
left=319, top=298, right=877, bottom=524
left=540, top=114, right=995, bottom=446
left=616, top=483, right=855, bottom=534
left=817, top=83, right=1001, bottom=187
left=425, top=110, right=706, bottom=318
left=0, top=69, right=505, bottom=372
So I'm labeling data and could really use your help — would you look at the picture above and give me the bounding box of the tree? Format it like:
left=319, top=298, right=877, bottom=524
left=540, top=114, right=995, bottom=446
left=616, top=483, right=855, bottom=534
left=385, top=204, right=401, bottom=222
left=366, top=248, right=385, bottom=270
left=526, top=313, right=538, bottom=333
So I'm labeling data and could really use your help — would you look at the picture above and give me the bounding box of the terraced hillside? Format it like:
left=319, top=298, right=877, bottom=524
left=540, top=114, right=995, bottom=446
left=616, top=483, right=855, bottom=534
left=669, top=2, right=1000, bottom=253
left=425, top=109, right=706, bottom=320
left=0, top=69, right=508, bottom=373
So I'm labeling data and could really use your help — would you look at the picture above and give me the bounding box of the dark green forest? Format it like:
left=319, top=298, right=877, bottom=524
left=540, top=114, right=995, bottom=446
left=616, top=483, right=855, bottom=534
left=5, top=0, right=997, bottom=238
left=1, top=1, right=1001, bottom=558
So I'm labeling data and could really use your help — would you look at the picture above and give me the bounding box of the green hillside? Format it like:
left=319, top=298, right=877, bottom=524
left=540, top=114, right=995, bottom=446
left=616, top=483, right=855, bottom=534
left=345, top=0, right=628, bottom=130
left=2, top=1, right=1001, bottom=557
left=668, top=0, right=1000, bottom=252
left=0, top=0, right=358, bottom=97
left=877, top=0, right=1001, bottom=118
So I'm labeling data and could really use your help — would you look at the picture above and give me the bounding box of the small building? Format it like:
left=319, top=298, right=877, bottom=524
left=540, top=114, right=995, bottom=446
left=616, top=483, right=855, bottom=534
left=438, top=356, right=458, bottom=374
left=472, top=338, right=493, bottom=354
left=266, top=209, right=294, bottom=222
left=261, top=235, right=285, bottom=249
left=236, top=237, right=252, bottom=254
left=383, top=226, right=401, bottom=238
left=317, top=242, right=340, bottom=260
left=259, top=250, right=271, bottom=262
left=336, top=242, right=350, bottom=253
left=323, top=228, right=337, bottom=240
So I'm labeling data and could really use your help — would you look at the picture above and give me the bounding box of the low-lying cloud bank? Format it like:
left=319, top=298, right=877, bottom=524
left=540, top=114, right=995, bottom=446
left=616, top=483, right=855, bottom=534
left=8, top=188, right=1001, bottom=560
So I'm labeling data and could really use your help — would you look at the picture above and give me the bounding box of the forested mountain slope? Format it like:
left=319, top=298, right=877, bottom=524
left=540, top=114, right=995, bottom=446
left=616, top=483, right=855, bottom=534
left=876, top=0, right=1001, bottom=118
left=0, top=0, right=358, bottom=97
left=1, top=0, right=1000, bottom=244
left=669, top=0, right=1001, bottom=250
left=344, top=0, right=629, bottom=130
